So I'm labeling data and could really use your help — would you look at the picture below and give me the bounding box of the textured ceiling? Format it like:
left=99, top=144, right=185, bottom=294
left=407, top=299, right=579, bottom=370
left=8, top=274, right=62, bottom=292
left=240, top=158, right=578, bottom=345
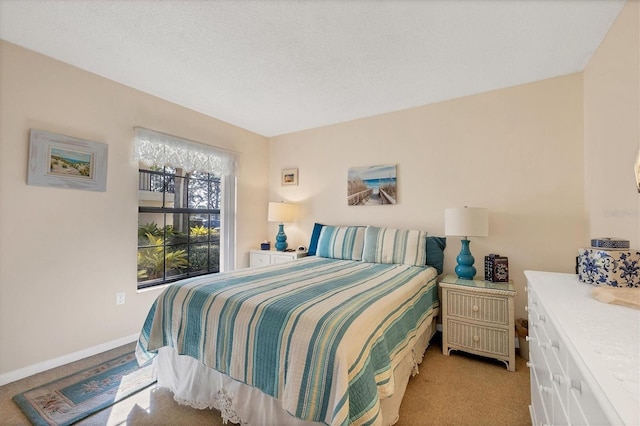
left=0, top=0, right=626, bottom=137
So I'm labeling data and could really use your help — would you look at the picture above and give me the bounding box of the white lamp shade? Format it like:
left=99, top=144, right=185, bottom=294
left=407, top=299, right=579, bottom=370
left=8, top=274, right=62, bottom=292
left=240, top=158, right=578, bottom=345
left=445, top=207, right=489, bottom=237
left=268, top=202, right=296, bottom=223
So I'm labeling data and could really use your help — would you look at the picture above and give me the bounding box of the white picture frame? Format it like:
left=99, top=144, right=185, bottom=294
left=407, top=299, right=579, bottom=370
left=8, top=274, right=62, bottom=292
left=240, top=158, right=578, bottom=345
left=27, top=129, right=108, bottom=192
left=282, top=168, right=298, bottom=186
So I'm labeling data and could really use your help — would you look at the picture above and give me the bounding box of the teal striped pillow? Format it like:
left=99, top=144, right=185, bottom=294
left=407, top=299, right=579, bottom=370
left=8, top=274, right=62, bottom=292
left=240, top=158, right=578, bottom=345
left=316, top=226, right=365, bottom=260
left=362, top=226, right=428, bottom=266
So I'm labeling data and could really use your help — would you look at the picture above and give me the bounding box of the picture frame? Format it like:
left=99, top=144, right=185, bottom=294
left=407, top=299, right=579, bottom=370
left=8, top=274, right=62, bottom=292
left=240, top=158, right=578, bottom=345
left=27, top=129, right=108, bottom=192
left=282, top=168, right=298, bottom=186
left=347, top=164, right=397, bottom=206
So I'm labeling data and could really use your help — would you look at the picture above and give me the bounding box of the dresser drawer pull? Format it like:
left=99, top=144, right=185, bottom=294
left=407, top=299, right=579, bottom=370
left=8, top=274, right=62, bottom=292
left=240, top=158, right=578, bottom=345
left=539, top=314, right=546, bottom=322
left=472, top=305, right=479, bottom=312
left=570, top=379, right=582, bottom=394
left=526, top=361, right=532, bottom=368
left=525, top=306, right=528, bottom=312
left=551, top=374, right=565, bottom=385
left=540, top=342, right=549, bottom=350
left=473, top=335, right=480, bottom=342
left=539, top=385, right=552, bottom=395
left=551, top=340, right=560, bottom=350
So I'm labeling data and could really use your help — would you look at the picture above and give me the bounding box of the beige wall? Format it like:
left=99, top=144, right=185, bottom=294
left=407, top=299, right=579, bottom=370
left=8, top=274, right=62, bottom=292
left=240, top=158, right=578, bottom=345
left=0, top=41, right=269, bottom=380
left=584, top=0, right=640, bottom=248
left=269, top=73, right=586, bottom=321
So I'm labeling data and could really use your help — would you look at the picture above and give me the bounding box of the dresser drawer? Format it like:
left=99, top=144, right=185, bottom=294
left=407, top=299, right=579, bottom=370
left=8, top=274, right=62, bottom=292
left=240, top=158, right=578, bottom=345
left=529, top=353, right=550, bottom=426
left=446, top=319, right=510, bottom=356
left=447, top=291, right=509, bottom=325
left=566, top=352, right=611, bottom=426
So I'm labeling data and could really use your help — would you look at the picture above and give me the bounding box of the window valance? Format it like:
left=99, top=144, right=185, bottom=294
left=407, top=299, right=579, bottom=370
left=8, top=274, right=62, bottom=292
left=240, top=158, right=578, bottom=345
left=133, top=127, right=237, bottom=176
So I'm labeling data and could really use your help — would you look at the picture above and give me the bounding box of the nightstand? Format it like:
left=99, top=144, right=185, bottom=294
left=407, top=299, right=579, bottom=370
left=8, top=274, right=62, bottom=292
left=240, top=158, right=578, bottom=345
left=439, top=274, right=517, bottom=371
left=249, top=249, right=307, bottom=267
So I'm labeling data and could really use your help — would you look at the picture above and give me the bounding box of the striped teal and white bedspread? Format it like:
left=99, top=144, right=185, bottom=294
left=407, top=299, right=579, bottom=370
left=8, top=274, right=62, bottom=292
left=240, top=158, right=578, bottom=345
left=136, top=256, right=439, bottom=426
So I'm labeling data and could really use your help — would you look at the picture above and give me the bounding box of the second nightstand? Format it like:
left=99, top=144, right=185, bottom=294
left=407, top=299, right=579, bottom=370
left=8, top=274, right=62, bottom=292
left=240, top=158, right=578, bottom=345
left=439, top=274, right=517, bottom=371
left=249, top=249, right=307, bottom=268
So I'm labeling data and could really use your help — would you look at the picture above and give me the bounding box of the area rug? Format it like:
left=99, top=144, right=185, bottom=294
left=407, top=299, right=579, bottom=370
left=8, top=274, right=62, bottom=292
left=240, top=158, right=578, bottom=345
left=12, top=352, right=156, bottom=426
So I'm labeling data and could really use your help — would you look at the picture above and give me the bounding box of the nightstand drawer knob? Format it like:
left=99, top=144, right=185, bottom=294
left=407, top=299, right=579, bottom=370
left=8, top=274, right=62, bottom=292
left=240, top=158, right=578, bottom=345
left=473, top=335, right=480, bottom=342
left=472, top=305, right=479, bottom=312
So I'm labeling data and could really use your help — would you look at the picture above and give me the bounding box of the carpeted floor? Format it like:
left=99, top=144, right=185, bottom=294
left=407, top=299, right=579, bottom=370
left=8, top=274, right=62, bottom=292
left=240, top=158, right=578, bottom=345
left=0, top=332, right=531, bottom=425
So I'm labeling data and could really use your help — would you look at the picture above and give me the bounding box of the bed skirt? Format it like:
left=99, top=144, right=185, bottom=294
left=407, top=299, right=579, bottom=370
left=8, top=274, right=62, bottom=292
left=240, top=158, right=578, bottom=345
left=153, top=316, right=438, bottom=425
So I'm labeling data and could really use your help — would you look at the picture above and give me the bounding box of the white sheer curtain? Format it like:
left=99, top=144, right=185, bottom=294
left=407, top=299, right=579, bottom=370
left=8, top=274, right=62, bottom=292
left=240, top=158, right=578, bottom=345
left=133, top=127, right=237, bottom=271
left=133, top=127, right=237, bottom=176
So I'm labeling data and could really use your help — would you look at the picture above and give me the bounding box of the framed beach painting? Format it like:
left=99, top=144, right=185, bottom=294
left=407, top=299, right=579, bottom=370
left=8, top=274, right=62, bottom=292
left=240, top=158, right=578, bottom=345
left=347, top=164, right=397, bottom=206
left=27, top=129, right=108, bottom=192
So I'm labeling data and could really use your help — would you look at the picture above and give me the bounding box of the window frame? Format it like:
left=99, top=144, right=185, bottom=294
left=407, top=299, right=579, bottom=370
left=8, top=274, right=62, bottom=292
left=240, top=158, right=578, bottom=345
left=137, top=166, right=233, bottom=289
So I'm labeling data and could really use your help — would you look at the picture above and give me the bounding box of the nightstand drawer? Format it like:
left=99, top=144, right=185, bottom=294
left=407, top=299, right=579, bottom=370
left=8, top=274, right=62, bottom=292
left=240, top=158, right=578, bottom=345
left=447, top=291, right=509, bottom=325
left=446, top=319, right=510, bottom=357
left=250, top=252, right=271, bottom=267
left=249, top=250, right=307, bottom=267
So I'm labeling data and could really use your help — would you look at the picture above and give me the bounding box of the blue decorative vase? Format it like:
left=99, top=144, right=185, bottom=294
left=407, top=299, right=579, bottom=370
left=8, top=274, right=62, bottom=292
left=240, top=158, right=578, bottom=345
left=275, top=223, right=288, bottom=251
left=455, top=239, right=476, bottom=280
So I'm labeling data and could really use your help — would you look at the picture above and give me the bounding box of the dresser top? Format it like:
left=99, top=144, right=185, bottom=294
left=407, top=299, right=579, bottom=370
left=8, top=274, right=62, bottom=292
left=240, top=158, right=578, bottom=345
left=525, top=270, right=640, bottom=425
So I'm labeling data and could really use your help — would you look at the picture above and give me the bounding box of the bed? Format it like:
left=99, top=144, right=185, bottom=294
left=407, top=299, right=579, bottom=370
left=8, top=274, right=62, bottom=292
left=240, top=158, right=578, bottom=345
left=136, top=225, right=445, bottom=425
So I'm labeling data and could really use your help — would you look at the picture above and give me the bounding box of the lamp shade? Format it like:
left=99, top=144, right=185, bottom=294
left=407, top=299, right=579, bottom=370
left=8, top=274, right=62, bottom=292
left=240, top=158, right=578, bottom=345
left=445, top=207, right=489, bottom=238
left=268, top=202, right=296, bottom=223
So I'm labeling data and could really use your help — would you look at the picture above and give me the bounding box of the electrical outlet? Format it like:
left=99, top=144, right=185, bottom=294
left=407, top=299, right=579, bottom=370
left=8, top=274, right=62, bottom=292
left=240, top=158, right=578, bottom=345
left=116, top=292, right=125, bottom=305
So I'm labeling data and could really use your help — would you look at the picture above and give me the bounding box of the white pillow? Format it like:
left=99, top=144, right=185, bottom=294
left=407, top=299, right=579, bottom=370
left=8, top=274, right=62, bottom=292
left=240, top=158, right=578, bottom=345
left=316, top=226, right=365, bottom=260
left=362, top=226, right=428, bottom=266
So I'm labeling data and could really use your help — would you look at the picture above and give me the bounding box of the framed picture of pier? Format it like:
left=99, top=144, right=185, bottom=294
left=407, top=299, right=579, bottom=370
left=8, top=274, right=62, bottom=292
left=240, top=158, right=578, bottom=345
left=27, top=129, right=108, bottom=192
left=347, top=164, right=397, bottom=206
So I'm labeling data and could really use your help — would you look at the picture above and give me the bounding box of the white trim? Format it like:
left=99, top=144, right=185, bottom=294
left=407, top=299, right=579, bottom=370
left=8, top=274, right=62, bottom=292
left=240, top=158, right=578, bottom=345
left=0, top=333, right=139, bottom=386
left=221, top=175, right=237, bottom=271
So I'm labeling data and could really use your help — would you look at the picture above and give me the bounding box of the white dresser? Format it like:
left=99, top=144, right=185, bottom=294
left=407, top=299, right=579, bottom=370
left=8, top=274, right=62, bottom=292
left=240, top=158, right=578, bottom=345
left=249, top=249, right=307, bottom=267
left=525, top=271, right=640, bottom=426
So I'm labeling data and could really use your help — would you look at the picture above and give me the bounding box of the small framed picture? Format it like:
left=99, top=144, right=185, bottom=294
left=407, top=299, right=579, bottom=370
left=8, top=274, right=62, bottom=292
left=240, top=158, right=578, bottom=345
left=282, top=168, right=298, bottom=186
left=27, top=129, right=108, bottom=192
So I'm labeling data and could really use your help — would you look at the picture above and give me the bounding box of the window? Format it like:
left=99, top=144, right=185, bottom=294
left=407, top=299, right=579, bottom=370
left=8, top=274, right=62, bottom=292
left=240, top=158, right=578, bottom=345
left=134, top=128, right=237, bottom=289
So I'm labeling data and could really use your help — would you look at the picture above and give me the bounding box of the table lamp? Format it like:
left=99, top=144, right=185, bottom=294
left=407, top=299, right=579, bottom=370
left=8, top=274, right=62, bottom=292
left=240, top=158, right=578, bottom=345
left=268, top=201, right=296, bottom=251
left=445, top=206, right=489, bottom=280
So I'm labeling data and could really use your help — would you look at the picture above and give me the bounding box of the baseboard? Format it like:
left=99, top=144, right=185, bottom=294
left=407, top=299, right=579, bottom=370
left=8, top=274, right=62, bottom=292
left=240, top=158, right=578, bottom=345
left=0, top=333, right=139, bottom=386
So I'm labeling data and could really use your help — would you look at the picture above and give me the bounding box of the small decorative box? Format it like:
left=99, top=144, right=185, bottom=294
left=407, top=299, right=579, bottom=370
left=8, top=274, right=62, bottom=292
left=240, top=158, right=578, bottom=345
left=484, top=254, right=498, bottom=282
left=493, top=257, right=509, bottom=283
left=260, top=242, right=270, bottom=250
left=590, top=238, right=630, bottom=250
left=577, top=248, right=640, bottom=288
left=484, top=254, right=508, bottom=283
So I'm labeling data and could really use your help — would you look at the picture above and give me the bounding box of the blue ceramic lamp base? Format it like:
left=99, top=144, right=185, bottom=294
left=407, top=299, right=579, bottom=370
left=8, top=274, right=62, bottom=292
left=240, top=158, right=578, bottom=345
left=275, top=223, right=288, bottom=251
left=455, top=239, right=476, bottom=280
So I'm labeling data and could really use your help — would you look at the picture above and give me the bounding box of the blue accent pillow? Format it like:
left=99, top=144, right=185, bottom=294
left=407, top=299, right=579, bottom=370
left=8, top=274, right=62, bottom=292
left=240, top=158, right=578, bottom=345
left=426, top=236, right=446, bottom=275
left=316, top=226, right=366, bottom=260
left=307, top=223, right=324, bottom=256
